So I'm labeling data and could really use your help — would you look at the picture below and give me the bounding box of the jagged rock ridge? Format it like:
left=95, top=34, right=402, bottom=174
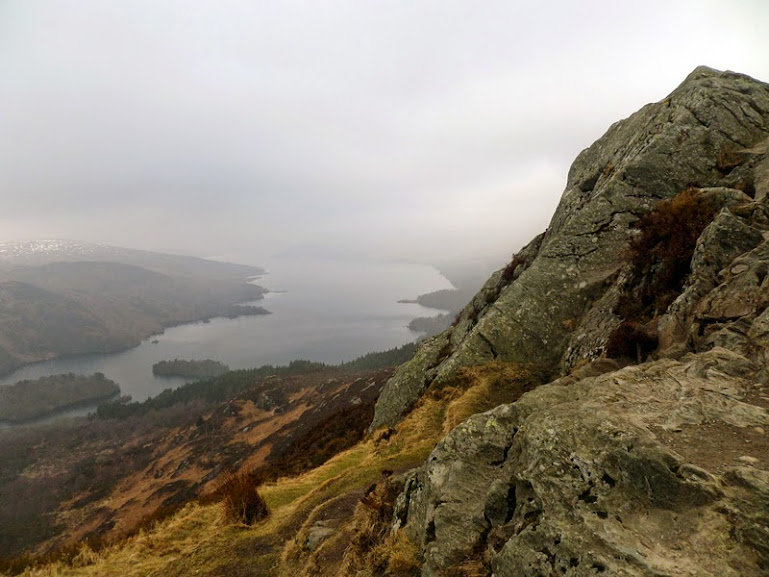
left=377, top=67, right=769, bottom=576
left=372, top=65, right=769, bottom=430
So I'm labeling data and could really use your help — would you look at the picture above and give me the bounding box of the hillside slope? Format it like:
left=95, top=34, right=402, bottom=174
left=0, top=364, right=393, bottom=562
left=0, top=245, right=266, bottom=374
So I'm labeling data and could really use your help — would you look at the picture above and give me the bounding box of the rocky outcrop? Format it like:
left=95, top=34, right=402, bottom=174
left=394, top=347, right=769, bottom=576
left=372, top=66, right=769, bottom=431
left=374, top=67, right=769, bottom=575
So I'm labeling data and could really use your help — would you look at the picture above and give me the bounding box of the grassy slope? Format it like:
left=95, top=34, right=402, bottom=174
left=17, top=361, right=539, bottom=577
left=0, top=349, right=416, bottom=564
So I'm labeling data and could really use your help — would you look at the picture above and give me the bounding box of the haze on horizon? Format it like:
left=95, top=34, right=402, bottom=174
left=1, top=1, right=768, bottom=267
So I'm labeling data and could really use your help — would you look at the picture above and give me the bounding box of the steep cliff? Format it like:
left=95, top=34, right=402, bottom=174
left=377, top=67, right=769, bottom=576
left=372, top=66, right=769, bottom=430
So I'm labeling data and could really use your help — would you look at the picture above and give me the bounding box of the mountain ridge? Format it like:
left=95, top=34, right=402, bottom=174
left=368, top=65, right=769, bottom=575
left=0, top=239, right=264, bottom=279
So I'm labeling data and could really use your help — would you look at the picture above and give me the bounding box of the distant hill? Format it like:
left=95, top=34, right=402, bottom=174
left=0, top=239, right=263, bottom=279
left=403, top=284, right=484, bottom=337
left=0, top=242, right=267, bottom=375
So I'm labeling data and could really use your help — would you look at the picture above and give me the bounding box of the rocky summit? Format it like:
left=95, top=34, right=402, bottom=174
left=373, top=66, right=769, bottom=575
left=373, top=66, right=769, bottom=428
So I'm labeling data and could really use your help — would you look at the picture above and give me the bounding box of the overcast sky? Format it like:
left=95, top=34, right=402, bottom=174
left=1, top=1, right=768, bottom=266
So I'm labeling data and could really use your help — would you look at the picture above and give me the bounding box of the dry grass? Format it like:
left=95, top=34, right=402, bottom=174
left=336, top=475, right=420, bottom=577
left=14, top=503, right=229, bottom=576
left=441, top=362, right=539, bottom=434
left=217, top=471, right=269, bottom=525
left=444, top=560, right=489, bottom=577
left=615, top=187, right=718, bottom=321
left=16, top=361, right=540, bottom=577
left=341, top=528, right=421, bottom=577
left=382, top=532, right=421, bottom=576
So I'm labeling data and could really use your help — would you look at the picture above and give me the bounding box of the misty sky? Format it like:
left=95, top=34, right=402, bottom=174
left=1, top=1, right=768, bottom=266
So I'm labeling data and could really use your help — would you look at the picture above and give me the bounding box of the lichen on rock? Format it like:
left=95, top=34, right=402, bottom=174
left=397, top=348, right=769, bottom=576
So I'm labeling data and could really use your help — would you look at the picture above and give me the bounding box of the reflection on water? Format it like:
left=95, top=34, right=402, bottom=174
left=0, top=257, right=452, bottom=411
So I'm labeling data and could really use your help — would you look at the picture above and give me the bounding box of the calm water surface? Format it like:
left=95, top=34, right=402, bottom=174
left=0, top=257, right=452, bottom=412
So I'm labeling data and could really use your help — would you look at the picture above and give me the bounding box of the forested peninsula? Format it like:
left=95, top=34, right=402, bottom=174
left=0, top=372, right=119, bottom=423
left=152, top=359, right=230, bottom=379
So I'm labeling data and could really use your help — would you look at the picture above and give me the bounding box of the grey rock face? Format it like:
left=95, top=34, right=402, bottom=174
left=374, top=68, right=769, bottom=575
left=370, top=332, right=452, bottom=431
left=688, top=235, right=769, bottom=355
left=372, top=66, right=769, bottom=430
left=304, top=521, right=335, bottom=551
left=398, top=348, right=769, bottom=576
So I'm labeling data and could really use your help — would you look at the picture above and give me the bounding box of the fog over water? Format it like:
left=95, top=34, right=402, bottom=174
left=0, top=257, right=452, bottom=405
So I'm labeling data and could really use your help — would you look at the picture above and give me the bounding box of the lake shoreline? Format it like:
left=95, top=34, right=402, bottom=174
left=0, top=304, right=271, bottom=380
left=0, top=258, right=453, bottom=423
left=0, top=390, right=121, bottom=427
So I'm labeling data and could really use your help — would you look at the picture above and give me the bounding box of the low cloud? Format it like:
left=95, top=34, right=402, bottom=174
left=1, top=0, right=768, bottom=264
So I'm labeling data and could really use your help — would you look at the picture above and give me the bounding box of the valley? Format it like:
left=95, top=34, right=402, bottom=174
left=4, top=67, right=769, bottom=577
left=0, top=256, right=450, bottom=408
